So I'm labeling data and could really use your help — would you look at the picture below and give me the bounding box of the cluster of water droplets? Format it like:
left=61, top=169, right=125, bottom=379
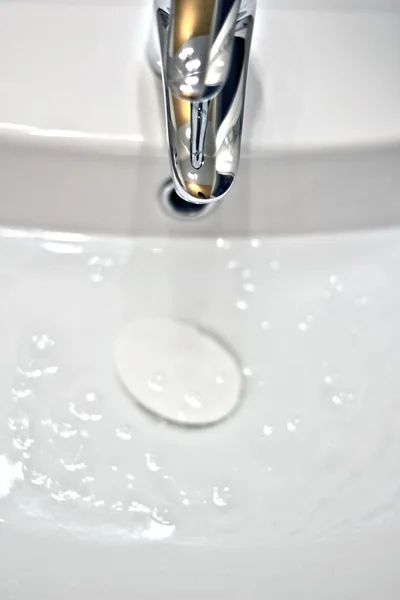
left=3, top=323, right=240, bottom=540
left=1, top=229, right=400, bottom=544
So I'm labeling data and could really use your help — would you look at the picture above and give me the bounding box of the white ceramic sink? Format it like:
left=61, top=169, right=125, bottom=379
left=1, top=1, right=400, bottom=599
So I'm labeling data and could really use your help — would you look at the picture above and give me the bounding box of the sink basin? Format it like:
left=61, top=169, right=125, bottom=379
left=1, top=1, right=400, bottom=599
left=1, top=224, right=400, bottom=599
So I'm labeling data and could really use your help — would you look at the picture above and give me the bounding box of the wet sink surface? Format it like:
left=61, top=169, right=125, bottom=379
left=0, top=227, right=400, bottom=599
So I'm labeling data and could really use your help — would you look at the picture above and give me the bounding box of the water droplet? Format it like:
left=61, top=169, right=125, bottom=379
left=151, top=247, right=163, bottom=255
left=184, top=391, right=202, bottom=409
left=128, top=501, right=151, bottom=514
left=57, top=422, right=78, bottom=439
left=250, top=238, right=262, bottom=248
left=19, top=367, right=41, bottom=379
left=212, top=486, right=232, bottom=507
left=145, top=453, right=161, bottom=472
left=324, top=375, right=334, bottom=386
left=236, top=299, right=248, bottom=311
left=14, top=332, right=57, bottom=382
left=243, top=366, right=252, bottom=377
left=44, top=366, right=58, bottom=375
left=51, top=489, right=81, bottom=503
left=111, top=465, right=118, bottom=472
left=12, top=435, right=34, bottom=451
left=69, top=390, right=103, bottom=422
left=31, top=333, right=55, bottom=353
left=299, top=315, right=314, bottom=333
left=31, top=471, right=48, bottom=487
left=261, top=321, right=270, bottom=332
left=85, top=392, right=98, bottom=403
left=11, top=381, right=34, bottom=402
left=332, top=391, right=354, bottom=406
left=215, top=372, right=225, bottom=385
left=270, top=261, right=280, bottom=271
left=330, top=274, right=344, bottom=292
left=60, top=459, right=86, bottom=472
left=93, top=500, right=105, bottom=508
left=151, top=507, right=174, bottom=527
left=263, top=424, right=274, bottom=437
left=8, top=411, right=29, bottom=432
left=242, top=269, right=251, bottom=279
left=216, top=238, right=231, bottom=249
left=17, top=364, right=58, bottom=379
left=243, top=282, right=256, bottom=293
left=116, top=425, right=132, bottom=441
left=287, top=421, right=298, bottom=432
left=148, top=372, right=165, bottom=393
left=82, top=475, right=94, bottom=484
left=227, top=260, right=238, bottom=270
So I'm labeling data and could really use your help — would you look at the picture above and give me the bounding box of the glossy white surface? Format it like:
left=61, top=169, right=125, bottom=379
left=1, top=227, right=400, bottom=599
left=0, top=0, right=400, bottom=152
left=1, top=0, right=400, bottom=597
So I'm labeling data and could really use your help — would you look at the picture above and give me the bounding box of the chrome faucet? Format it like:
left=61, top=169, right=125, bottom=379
left=149, top=0, right=256, bottom=204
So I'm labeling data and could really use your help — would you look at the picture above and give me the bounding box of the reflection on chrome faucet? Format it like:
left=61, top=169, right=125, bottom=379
left=149, top=0, right=256, bottom=204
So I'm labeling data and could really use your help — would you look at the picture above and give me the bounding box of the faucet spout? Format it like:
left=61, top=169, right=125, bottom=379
left=151, top=0, right=256, bottom=204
